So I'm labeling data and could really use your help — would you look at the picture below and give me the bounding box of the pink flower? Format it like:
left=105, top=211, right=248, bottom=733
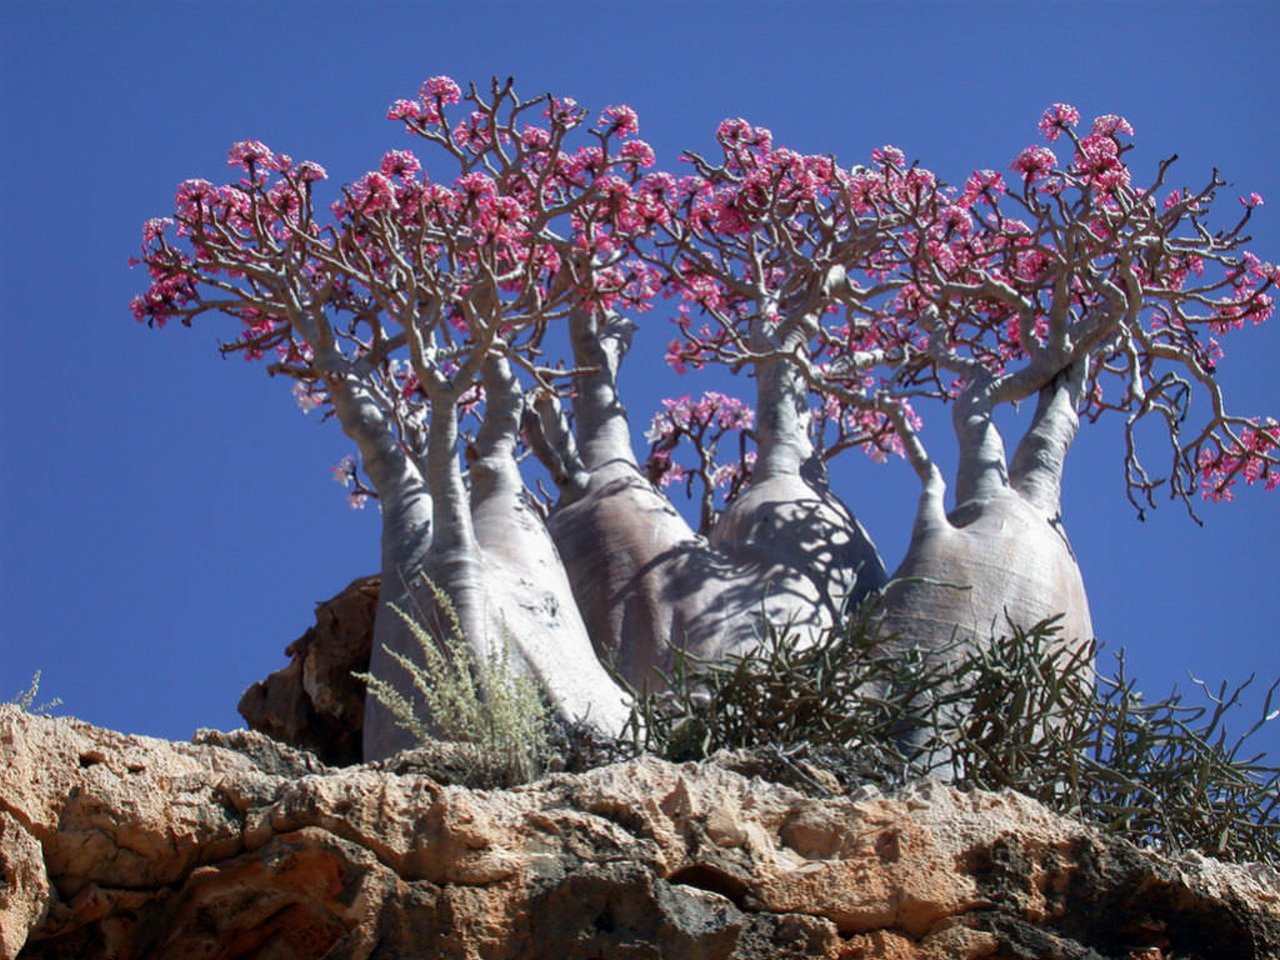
left=566, top=146, right=607, bottom=182
left=380, top=149, right=421, bottom=181
left=961, top=169, right=1007, bottom=206
left=936, top=205, right=973, bottom=237
left=387, top=99, right=420, bottom=122
left=141, top=217, right=173, bottom=245
left=705, top=392, right=754, bottom=430
left=599, top=104, right=639, bottom=137
left=347, top=172, right=399, bottom=214
left=132, top=273, right=197, bottom=326
left=227, top=139, right=275, bottom=170
left=455, top=172, right=497, bottom=199
left=420, top=75, right=461, bottom=105
left=333, top=455, right=357, bottom=484
left=175, top=178, right=217, bottom=208
left=847, top=170, right=883, bottom=213
left=1240, top=192, right=1265, bottom=208
left=1073, top=132, right=1128, bottom=191
left=638, top=171, right=677, bottom=203
left=1198, top=420, right=1280, bottom=500
left=1091, top=114, right=1134, bottom=137
left=655, top=459, right=687, bottom=489
left=1014, top=248, right=1051, bottom=282
left=1038, top=103, right=1080, bottom=141
left=520, top=125, right=551, bottom=149
left=1011, top=146, right=1057, bottom=182
left=712, top=452, right=755, bottom=490
left=295, top=161, right=328, bottom=183
left=664, top=339, right=692, bottom=373
left=872, top=145, right=906, bottom=168
left=716, top=118, right=772, bottom=151
left=474, top=194, right=528, bottom=242
left=546, top=96, right=583, bottom=129
left=266, top=180, right=302, bottom=221
left=620, top=139, right=656, bottom=169
left=293, top=383, right=325, bottom=414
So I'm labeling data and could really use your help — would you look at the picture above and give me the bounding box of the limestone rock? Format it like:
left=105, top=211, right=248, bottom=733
left=0, top=810, right=47, bottom=960
left=2, top=705, right=1277, bottom=959
left=237, top=576, right=378, bottom=766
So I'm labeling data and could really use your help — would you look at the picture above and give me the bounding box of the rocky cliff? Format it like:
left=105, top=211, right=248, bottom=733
left=2, top=706, right=1278, bottom=959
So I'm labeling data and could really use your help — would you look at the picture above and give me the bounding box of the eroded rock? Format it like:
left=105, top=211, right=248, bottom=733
left=2, top=706, right=1277, bottom=959
left=237, top=576, right=378, bottom=766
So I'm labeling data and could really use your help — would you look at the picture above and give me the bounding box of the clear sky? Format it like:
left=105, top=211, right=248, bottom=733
left=2, top=1, right=1277, bottom=763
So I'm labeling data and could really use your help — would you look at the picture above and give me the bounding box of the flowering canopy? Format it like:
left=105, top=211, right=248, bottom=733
left=647, top=103, right=1278, bottom=516
left=133, top=76, right=667, bottom=469
left=131, top=81, right=1277, bottom=758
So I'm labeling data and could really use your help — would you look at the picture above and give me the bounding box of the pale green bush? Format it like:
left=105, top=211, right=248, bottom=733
left=356, top=577, right=549, bottom=787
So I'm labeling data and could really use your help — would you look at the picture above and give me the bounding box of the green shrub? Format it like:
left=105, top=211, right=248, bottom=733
left=355, top=577, right=550, bottom=787
left=621, top=594, right=1280, bottom=864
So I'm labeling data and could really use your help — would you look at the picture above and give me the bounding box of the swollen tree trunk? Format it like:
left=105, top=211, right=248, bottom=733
left=711, top=344, right=886, bottom=627
left=879, top=367, right=1093, bottom=684
left=362, top=383, right=483, bottom=760
left=362, top=358, right=632, bottom=761
left=466, top=356, right=632, bottom=736
left=536, top=309, right=884, bottom=690
left=327, top=374, right=435, bottom=761
left=536, top=309, right=759, bottom=686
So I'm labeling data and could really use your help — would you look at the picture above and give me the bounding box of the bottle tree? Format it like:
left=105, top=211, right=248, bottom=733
left=133, top=78, right=662, bottom=756
left=525, top=118, right=892, bottom=689
left=660, top=105, right=1277, bottom=683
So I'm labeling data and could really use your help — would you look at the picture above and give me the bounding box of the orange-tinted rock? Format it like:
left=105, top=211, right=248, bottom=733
left=3, top=706, right=1277, bottom=959
left=237, top=575, right=378, bottom=765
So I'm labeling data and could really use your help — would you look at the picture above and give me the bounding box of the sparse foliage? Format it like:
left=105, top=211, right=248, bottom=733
left=6, top=671, right=62, bottom=715
left=623, top=597, right=1280, bottom=863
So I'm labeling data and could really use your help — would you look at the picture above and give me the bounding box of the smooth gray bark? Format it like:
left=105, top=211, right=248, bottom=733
left=880, top=366, right=1093, bottom=676
left=538, top=309, right=885, bottom=690
left=360, top=359, right=631, bottom=761
left=467, top=357, right=632, bottom=735
left=712, top=343, right=886, bottom=627
left=325, top=371, right=436, bottom=760
left=540, top=309, right=757, bottom=684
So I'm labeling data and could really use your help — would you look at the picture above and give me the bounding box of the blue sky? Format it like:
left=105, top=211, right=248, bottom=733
left=2, top=1, right=1277, bottom=763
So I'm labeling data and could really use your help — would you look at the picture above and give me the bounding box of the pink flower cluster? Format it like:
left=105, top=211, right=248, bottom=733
left=1037, top=103, right=1080, bottom=141
left=227, top=139, right=276, bottom=171
left=648, top=392, right=754, bottom=440
left=1072, top=131, right=1130, bottom=194
left=645, top=391, right=755, bottom=493
left=1210, top=252, right=1277, bottom=333
left=599, top=104, right=639, bottom=137
left=1012, top=146, right=1057, bottom=183
left=1198, top=420, right=1280, bottom=500
left=387, top=75, right=462, bottom=126
left=132, top=88, right=1279, bottom=521
left=675, top=123, right=886, bottom=241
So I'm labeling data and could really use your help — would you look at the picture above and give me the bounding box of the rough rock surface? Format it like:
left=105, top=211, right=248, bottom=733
left=2, top=705, right=1277, bottom=960
left=238, top=576, right=377, bottom=766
